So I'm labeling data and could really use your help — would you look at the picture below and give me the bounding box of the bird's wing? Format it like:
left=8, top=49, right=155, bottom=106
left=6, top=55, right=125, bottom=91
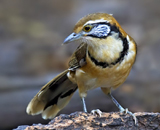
left=68, top=42, right=88, bottom=71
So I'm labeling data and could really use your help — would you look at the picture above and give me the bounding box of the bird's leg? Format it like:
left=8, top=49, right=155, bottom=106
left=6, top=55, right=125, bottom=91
left=108, top=93, right=138, bottom=125
left=81, top=97, right=87, bottom=112
left=81, top=93, right=102, bottom=116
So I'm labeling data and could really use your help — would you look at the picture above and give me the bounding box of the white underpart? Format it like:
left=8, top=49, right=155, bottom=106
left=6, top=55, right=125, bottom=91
left=85, top=78, right=97, bottom=87
left=126, top=35, right=130, bottom=42
left=84, top=19, right=109, bottom=26
left=125, top=35, right=136, bottom=62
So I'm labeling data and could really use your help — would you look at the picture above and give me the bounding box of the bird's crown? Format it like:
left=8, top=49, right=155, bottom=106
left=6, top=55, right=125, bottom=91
left=73, top=13, right=123, bottom=34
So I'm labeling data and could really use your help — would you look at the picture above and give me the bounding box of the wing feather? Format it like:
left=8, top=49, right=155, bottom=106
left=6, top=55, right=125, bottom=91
left=68, top=42, right=88, bottom=71
left=26, top=70, right=77, bottom=119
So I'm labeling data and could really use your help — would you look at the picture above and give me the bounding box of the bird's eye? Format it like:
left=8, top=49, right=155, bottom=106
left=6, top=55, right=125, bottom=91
left=83, top=25, right=92, bottom=32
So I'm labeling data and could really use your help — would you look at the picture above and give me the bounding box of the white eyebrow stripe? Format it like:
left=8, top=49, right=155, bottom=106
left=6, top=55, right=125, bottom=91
left=84, top=19, right=109, bottom=26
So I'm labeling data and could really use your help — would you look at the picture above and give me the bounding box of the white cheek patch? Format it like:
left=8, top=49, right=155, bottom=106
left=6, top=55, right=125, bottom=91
left=92, top=24, right=110, bottom=37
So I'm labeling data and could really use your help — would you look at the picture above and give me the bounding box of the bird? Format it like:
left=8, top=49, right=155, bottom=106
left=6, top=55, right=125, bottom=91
left=26, top=13, right=137, bottom=124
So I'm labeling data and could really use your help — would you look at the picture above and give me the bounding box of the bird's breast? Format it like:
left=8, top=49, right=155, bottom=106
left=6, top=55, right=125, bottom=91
left=75, top=54, right=133, bottom=90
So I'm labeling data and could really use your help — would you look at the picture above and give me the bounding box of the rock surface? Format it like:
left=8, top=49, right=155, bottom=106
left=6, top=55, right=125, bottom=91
left=14, top=112, right=160, bottom=130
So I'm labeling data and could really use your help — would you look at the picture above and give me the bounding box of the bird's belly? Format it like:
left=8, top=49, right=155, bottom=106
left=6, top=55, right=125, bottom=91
left=75, top=69, right=99, bottom=90
left=75, top=68, right=113, bottom=91
left=75, top=61, right=132, bottom=92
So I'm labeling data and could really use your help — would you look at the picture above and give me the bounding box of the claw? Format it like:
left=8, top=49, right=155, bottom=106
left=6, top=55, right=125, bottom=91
left=127, top=110, right=138, bottom=125
left=108, top=93, right=138, bottom=125
left=91, top=109, right=102, bottom=117
left=119, top=107, right=138, bottom=125
left=120, top=108, right=128, bottom=114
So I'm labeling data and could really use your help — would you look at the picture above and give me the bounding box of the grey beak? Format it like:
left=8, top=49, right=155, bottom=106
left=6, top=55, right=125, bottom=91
left=63, top=33, right=81, bottom=44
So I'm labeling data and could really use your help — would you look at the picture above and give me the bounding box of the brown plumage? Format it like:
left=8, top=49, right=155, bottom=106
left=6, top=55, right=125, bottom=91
left=26, top=70, right=77, bottom=119
left=26, top=13, right=137, bottom=124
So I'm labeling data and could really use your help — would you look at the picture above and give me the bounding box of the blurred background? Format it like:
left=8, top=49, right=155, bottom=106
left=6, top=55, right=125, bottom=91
left=0, top=0, right=160, bottom=129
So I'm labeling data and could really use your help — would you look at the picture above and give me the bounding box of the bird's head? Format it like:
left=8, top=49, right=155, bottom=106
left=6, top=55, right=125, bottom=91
left=63, top=13, right=127, bottom=45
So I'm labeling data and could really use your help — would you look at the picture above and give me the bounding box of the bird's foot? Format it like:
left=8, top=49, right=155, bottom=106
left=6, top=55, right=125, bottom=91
left=91, top=109, right=102, bottom=117
left=120, top=108, right=128, bottom=114
left=120, top=108, right=138, bottom=125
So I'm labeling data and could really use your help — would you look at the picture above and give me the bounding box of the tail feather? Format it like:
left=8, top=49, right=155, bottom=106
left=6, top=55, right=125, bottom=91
left=26, top=70, right=77, bottom=119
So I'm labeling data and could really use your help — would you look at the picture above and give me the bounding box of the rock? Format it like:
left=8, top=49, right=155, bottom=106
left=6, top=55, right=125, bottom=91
left=14, top=112, right=160, bottom=130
